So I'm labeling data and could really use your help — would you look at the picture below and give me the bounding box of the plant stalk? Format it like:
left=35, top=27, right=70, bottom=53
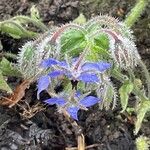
left=124, top=0, right=149, bottom=27
left=138, top=59, right=150, bottom=98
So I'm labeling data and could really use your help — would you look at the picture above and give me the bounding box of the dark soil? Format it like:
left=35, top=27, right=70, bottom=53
left=0, top=0, right=150, bottom=150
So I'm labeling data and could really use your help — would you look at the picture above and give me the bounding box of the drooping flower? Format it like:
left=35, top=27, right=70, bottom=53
left=44, top=91, right=100, bottom=120
left=37, top=57, right=111, bottom=98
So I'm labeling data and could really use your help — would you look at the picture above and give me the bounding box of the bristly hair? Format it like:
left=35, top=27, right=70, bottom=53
left=96, top=75, right=118, bottom=110
left=17, top=14, right=141, bottom=82
left=85, top=15, right=141, bottom=69
left=85, top=14, right=134, bottom=39
left=17, top=29, right=57, bottom=80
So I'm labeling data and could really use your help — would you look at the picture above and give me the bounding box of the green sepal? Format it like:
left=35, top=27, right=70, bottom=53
left=94, top=34, right=109, bottom=50
left=61, top=29, right=86, bottom=56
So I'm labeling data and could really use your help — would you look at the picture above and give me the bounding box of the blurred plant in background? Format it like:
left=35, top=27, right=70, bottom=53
left=0, top=5, right=47, bottom=39
left=0, top=5, right=48, bottom=93
left=136, top=135, right=150, bottom=150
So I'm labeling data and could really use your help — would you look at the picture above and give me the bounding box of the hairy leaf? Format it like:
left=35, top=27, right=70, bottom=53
left=0, top=58, right=21, bottom=77
left=0, top=22, right=23, bottom=39
left=0, top=71, right=12, bottom=93
left=0, top=21, right=36, bottom=39
left=119, top=81, right=134, bottom=112
left=135, top=99, right=150, bottom=135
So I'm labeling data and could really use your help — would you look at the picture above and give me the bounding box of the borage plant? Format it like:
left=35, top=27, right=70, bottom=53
left=6, top=14, right=150, bottom=134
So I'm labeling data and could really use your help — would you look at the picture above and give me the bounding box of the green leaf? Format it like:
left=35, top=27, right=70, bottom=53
left=135, top=99, right=150, bottom=135
left=61, top=29, right=86, bottom=56
left=0, top=58, right=21, bottom=77
left=0, top=21, right=36, bottom=39
left=119, top=80, right=134, bottom=112
left=0, top=71, right=12, bottom=93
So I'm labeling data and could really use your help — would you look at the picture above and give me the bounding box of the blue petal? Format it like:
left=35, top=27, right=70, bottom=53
left=97, top=62, right=112, bottom=72
left=78, top=73, right=99, bottom=83
left=37, top=75, right=50, bottom=99
left=80, top=96, right=100, bottom=107
left=57, top=61, right=68, bottom=68
left=67, top=107, right=79, bottom=120
left=57, top=58, right=78, bottom=69
left=40, top=58, right=58, bottom=68
left=75, top=90, right=81, bottom=98
left=48, top=70, right=64, bottom=78
left=65, top=72, right=73, bottom=79
left=44, top=97, right=66, bottom=106
left=82, top=62, right=111, bottom=72
left=72, top=57, right=79, bottom=65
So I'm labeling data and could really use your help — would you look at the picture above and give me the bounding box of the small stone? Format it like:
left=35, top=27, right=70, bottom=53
left=113, top=131, right=120, bottom=139
left=10, top=143, right=18, bottom=150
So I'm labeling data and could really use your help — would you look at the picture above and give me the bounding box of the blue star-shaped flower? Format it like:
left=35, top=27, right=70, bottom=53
left=44, top=91, right=100, bottom=120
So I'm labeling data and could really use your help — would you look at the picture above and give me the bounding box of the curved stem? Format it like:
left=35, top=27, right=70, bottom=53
left=50, top=23, right=87, bottom=44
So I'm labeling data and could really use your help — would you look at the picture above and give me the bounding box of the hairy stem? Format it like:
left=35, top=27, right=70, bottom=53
left=124, top=0, right=149, bottom=27
left=138, top=59, right=150, bottom=98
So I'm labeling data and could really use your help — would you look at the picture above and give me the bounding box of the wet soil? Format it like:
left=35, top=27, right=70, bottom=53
left=0, top=0, right=150, bottom=150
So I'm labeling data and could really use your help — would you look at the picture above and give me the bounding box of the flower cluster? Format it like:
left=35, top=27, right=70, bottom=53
left=37, top=57, right=111, bottom=120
